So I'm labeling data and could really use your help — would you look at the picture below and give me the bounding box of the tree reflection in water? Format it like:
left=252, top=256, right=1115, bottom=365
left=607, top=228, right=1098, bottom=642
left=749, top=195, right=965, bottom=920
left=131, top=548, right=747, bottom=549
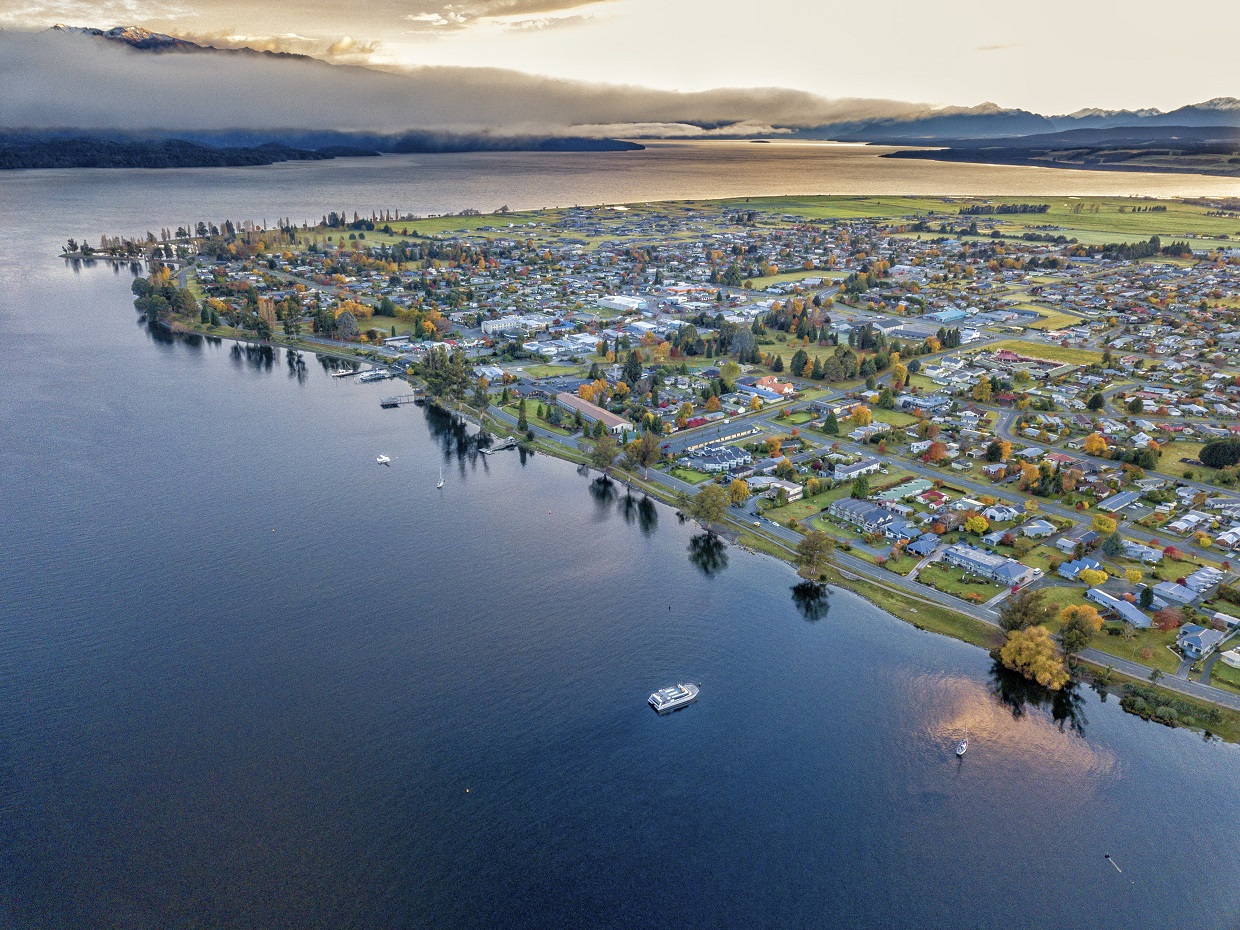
left=790, top=581, right=831, bottom=622
left=988, top=659, right=1088, bottom=737
left=687, top=532, right=728, bottom=578
left=618, top=489, right=659, bottom=536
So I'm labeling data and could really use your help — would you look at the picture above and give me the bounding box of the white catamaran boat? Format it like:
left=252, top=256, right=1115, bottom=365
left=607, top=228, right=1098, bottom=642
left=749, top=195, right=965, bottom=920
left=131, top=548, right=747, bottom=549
left=956, top=732, right=969, bottom=757
left=437, top=467, right=444, bottom=489
left=376, top=455, right=391, bottom=465
left=649, top=682, right=699, bottom=714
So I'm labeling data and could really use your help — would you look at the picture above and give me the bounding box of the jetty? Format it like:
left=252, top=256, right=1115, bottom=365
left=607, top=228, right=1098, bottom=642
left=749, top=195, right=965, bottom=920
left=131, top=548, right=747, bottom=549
left=380, top=392, right=423, bottom=408
left=480, top=436, right=519, bottom=454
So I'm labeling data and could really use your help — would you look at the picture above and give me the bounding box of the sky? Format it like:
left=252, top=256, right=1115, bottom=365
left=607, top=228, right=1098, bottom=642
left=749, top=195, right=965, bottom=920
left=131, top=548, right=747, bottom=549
left=1, top=0, right=1237, bottom=114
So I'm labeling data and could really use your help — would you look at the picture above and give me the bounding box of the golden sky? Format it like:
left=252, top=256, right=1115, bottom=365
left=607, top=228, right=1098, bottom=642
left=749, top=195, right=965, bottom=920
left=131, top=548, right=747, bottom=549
left=2, top=0, right=1237, bottom=113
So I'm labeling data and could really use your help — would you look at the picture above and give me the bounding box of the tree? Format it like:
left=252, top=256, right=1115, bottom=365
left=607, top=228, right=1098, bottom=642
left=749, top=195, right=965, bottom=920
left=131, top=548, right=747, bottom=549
left=1200, top=438, right=1240, bottom=469
left=796, top=531, right=836, bottom=578
left=1086, top=392, right=1106, bottom=411
left=997, top=587, right=1055, bottom=633
left=728, top=478, right=751, bottom=505
left=1058, top=605, right=1103, bottom=655
left=588, top=435, right=619, bottom=472
left=971, top=378, right=993, bottom=403
left=1125, top=568, right=1143, bottom=585
left=516, top=397, right=529, bottom=432
left=823, top=410, right=839, bottom=435
left=626, top=431, right=663, bottom=477
left=688, top=484, right=730, bottom=533
left=984, top=439, right=1011, bottom=462
left=790, top=349, right=809, bottom=377
left=1077, top=568, right=1109, bottom=587
left=720, top=360, right=741, bottom=389
left=623, top=349, right=643, bottom=386
left=1082, top=432, right=1108, bottom=456
left=1126, top=396, right=1144, bottom=414
left=771, top=354, right=784, bottom=372
left=1000, top=626, right=1070, bottom=689
left=1139, top=586, right=1155, bottom=609
left=705, top=395, right=722, bottom=413
left=852, top=406, right=872, bottom=427
left=1092, top=514, right=1117, bottom=535
left=850, top=475, right=870, bottom=499
left=1152, top=606, right=1185, bottom=632
left=963, top=513, right=990, bottom=535
left=1101, top=532, right=1125, bottom=558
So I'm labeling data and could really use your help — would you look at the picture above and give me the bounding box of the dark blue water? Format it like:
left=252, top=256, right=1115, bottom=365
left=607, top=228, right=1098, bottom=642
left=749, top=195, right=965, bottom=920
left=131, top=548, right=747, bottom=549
left=2, top=162, right=1240, bottom=929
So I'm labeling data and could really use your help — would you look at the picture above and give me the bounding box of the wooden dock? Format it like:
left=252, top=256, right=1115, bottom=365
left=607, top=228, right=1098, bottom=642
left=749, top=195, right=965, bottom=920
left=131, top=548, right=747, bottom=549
left=380, top=393, right=422, bottom=408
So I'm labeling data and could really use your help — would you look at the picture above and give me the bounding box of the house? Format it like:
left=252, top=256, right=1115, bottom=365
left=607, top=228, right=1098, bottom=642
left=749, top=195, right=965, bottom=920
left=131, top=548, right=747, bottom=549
left=1177, top=624, right=1226, bottom=660
left=1151, top=581, right=1199, bottom=605
left=755, top=375, right=796, bottom=397
left=834, top=458, right=882, bottom=482
left=905, top=534, right=940, bottom=558
left=762, top=478, right=803, bottom=503
left=1058, top=557, right=1102, bottom=581
left=1019, top=519, right=1057, bottom=539
left=1055, top=527, right=1100, bottom=554
left=1097, top=490, right=1142, bottom=513
left=1120, top=540, right=1163, bottom=563
left=883, top=518, right=922, bottom=543
left=941, top=544, right=1035, bottom=587
left=983, top=505, right=1021, bottom=523
left=1086, top=588, right=1152, bottom=629
left=981, top=462, right=1006, bottom=479
left=555, top=393, right=634, bottom=435
left=827, top=498, right=893, bottom=533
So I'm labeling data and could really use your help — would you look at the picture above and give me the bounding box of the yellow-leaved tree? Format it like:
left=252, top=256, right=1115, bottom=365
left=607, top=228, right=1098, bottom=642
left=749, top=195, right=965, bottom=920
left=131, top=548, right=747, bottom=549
left=1000, top=626, right=1070, bottom=690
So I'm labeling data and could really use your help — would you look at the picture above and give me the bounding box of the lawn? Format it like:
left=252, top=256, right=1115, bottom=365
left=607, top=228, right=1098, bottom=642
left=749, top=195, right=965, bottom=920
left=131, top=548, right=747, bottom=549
left=520, top=363, right=587, bottom=379
left=1155, top=440, right=1213, bottom=480
left=501, top=403, right=573, bottom=436
left=872, top=408, right=919, bottom=428
left=916, top=563, right=1005, bottom=603
left=764, top=485, right=853, bottom=525
left=668, top=466, right=714, bottom=485
left=1210, top=659, right=1240, bottom=696
left=987, top=340, right=1105, bottom=367
left=781, top=410, right=816, bottom=425
left=1091, top=625, right=1184, bottom=676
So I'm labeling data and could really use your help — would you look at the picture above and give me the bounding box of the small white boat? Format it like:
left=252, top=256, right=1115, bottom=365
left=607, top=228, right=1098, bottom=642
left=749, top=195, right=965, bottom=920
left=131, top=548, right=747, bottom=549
left=956, top=732, right=969, bottom=757
left=376, top=455, right=391, bottom=465
left=649, top=682, right=699, bottom=714
left=437, top=467, right=444, bottom=489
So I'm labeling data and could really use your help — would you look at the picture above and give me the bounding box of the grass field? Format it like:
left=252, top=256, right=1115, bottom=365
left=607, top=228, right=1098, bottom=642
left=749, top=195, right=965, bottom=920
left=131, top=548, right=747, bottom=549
left=501, top=403, right=573, bottom=436
left=986, top=340, right=1106, bottom=366
left=668, top=466, right=714, bottom=485
left=1210, top=659, right=1240, bottom=696
left=1155, top=440, right=1212, bottom=479
left=916, top=563, right=1005, bottom=602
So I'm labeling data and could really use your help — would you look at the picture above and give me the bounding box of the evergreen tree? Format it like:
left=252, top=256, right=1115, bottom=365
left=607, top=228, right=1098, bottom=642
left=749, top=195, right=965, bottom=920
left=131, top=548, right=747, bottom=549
left=772, top=355, right=784, bottom=372
left=824, top=410, right=839, bottom=435
left=517, top=397, right=528, bottom=432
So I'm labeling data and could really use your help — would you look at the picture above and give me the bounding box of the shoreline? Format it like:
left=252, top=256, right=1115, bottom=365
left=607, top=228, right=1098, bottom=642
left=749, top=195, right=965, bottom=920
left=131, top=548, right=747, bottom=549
left=435, top=393, right=1240, bottom=744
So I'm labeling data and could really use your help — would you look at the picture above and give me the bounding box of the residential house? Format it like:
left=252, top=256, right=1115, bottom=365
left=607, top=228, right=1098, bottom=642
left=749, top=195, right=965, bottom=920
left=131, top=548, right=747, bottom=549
left=827, top=498, right=893, bottom=533
left=1177, top=624, right=1226, bottom=660
left=941, top=544, right=1035, bottom=586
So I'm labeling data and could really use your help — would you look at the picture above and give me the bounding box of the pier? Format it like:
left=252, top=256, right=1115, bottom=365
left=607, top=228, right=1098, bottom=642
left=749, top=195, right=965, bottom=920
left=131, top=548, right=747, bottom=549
left=380, top=393, right=423, bottom=408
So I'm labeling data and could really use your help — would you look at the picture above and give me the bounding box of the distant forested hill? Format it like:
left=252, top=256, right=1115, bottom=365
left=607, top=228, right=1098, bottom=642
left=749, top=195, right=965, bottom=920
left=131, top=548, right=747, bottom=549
left=0, top=138, right=378, bottom=170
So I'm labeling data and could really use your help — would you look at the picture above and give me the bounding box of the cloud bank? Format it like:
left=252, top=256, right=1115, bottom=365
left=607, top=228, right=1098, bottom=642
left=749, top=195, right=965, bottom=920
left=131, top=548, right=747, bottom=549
left=0, top=28, right=950, bottom=137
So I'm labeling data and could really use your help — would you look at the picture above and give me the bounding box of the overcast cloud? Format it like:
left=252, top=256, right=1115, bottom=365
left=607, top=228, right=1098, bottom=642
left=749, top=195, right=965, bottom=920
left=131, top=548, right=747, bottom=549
left=0, top=29, right=946, bottom=136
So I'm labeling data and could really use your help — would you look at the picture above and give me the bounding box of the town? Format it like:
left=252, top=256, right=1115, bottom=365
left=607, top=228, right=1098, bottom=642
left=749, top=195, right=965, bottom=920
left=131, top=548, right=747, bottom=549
left=95, top=193, right=1240, bottom=731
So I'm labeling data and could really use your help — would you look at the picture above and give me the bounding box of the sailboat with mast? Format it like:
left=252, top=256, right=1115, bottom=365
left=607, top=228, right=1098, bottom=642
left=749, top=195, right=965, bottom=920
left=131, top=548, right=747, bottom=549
left=437, top=467, right=444, bottom=489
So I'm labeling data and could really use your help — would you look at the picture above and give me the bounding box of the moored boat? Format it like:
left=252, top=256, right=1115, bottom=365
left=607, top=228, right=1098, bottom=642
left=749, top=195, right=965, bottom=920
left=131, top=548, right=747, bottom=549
left=649, top=682, right=699, bottom=714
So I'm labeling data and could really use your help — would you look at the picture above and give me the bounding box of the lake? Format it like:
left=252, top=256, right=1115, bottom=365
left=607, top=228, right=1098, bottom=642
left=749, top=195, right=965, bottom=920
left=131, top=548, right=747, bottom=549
left=1, top=148, right=1239, bottom=929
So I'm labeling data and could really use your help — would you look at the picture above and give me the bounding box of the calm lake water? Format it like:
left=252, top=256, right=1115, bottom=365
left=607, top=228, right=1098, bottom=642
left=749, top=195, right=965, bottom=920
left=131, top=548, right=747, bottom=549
left=2, top=148, right=1240, bottom=929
